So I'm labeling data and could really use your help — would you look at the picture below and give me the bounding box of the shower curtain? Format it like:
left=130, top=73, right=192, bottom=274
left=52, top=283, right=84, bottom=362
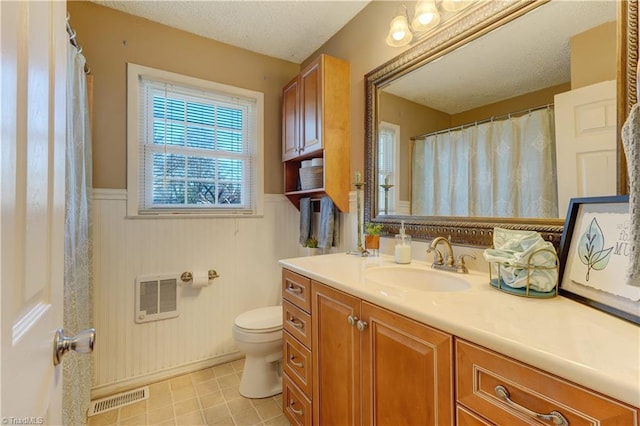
left=412, top=108, right=558, bottom=218
left=64, top=44, right=93, bottom=425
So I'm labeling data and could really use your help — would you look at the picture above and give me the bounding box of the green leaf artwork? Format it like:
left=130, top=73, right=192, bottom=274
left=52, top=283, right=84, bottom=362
left=577, top=217, right=614, bottom=281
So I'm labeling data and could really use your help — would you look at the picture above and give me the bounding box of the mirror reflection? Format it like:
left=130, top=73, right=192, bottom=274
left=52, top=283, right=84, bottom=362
left=376, top=0, right=617, bottom=220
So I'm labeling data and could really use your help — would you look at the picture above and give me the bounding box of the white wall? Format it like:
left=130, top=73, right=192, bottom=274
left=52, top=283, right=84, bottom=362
left=91, top=190, right=359, bottom=398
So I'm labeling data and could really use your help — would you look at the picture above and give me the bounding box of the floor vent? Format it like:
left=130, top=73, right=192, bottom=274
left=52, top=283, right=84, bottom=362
left=87, top=386, right=149, bottom=417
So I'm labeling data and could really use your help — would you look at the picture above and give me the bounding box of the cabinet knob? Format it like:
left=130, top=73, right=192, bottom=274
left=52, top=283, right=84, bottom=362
left=347, top=315, right=358, bottom=326
left=494, top=385, right=568, bottom=426
left=356, top=320, right=368, bottom=331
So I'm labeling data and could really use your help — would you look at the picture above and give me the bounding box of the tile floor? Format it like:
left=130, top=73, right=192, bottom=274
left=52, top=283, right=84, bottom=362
left=87, top=359, right=289, bottom=426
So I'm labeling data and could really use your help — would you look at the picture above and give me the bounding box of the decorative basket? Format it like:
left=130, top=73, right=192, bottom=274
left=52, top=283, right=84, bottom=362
left=299, top=165, right=323, bottom=190
left=488, top=247, right=559, bottom=299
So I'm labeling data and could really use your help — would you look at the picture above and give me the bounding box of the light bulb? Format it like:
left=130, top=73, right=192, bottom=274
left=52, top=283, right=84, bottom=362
left=392, top=30, right=406, bottom=41
left=417, top=12, right=434, bottom=26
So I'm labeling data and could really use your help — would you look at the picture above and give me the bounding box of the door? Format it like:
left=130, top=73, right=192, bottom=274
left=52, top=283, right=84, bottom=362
left=1, top=0, right=67, bottom=421
left=312, top=282, right=361, bottom=426
left=554, top=80, right=617, bottom=217
left=300, top=58, right=322, bottom=156
left=282, top=77, right=300, bottom=161
left=361, top=302, right=454, bottom=426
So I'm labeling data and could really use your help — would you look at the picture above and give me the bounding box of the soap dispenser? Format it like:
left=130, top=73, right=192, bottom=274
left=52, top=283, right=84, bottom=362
left=394, top=221, right=412, bottom=264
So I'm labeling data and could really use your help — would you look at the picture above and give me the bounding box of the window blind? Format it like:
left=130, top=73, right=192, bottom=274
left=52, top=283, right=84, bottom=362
left=137, top=76, right=257, bottom=214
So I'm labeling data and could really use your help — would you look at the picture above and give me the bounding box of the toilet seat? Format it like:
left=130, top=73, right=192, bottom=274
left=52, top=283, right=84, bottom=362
left=234, top=306, right=282, bottom=333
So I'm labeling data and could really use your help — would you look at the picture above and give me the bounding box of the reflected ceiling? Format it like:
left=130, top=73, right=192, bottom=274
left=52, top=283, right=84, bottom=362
left=384, top=1, right=616, bottom=114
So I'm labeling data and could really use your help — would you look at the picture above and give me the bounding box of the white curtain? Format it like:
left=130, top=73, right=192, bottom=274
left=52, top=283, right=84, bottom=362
left=412, top=108, right=558, bottom=218
left=64, top=45, right=93, bottom=425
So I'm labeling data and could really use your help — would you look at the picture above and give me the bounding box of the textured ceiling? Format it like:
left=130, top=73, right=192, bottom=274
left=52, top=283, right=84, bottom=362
left=92, top=0, right=370, bottom=64
left=384, top=0, right=617, bottom=114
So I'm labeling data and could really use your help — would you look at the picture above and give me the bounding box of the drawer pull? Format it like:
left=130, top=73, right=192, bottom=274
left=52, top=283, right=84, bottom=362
left=289, top=355, right=304, bottom=368
left=289, top=400, right=304, bottom=416
left=287, top=318, right=304, bottom=329
left=286, top=284, right=303, bottom=294
left=495, top=385, right=569, bottom=426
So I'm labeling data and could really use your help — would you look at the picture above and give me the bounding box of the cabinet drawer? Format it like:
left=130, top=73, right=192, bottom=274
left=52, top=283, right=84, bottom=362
left=283, top=300, right=312, bottom=347
left=283, top=331, right=313, bottom=396
left=456, top=339, right=639, bottom=425
left=456, top=405, right=492, bottom=426
left=283, top=374, right=312, bottom=426
left=282, top=269, right=311, bottom=313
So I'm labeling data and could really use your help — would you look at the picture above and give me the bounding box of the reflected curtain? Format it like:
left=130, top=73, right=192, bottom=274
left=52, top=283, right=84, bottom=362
left=64, top=45, right=93, bottom=425
left=412, top=108, right=558, bottom=218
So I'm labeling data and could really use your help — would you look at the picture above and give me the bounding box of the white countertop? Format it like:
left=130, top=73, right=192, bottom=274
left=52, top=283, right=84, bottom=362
left=279, top=253, right=640, bottom=408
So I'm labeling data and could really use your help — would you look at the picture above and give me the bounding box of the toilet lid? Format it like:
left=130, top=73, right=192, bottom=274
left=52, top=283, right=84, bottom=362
left=235, top=306, right=282, bottom=332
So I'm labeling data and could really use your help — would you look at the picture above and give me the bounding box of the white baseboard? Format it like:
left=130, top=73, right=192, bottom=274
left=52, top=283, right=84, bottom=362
left=90, top=352, right=244, bottom=400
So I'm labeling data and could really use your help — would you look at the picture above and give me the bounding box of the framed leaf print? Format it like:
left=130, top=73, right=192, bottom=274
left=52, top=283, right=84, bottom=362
left=558, top=195, right=639, bottom=325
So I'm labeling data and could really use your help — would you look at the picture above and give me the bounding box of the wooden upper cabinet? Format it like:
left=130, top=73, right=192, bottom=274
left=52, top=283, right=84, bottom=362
left=300, top=60, right=322, bottom=156
left=282, top=54, right=350, bottom=212
left=282, top=77, right=299, bottom=161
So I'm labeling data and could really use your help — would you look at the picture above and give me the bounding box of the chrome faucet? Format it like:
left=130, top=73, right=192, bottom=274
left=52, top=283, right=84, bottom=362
left=426, top=236, right=475, bottom=273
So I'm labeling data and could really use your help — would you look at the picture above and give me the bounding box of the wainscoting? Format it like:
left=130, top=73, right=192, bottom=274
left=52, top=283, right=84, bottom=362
left=91, top=190, right=317, bottom=398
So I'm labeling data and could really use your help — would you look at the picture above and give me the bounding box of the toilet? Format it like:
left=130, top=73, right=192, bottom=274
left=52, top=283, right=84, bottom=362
left=232, top=306, right=283, bottom=398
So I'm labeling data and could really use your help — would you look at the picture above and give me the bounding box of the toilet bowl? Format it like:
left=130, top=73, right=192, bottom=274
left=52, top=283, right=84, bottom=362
left=232, top=306, right=283, bottom=398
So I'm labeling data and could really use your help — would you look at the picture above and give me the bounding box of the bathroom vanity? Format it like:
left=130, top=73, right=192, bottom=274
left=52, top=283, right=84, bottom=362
left=280, top=253, right=640, bottom=425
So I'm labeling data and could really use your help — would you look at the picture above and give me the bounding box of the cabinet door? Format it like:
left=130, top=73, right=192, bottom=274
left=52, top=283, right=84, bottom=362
left=300, top=59, right=322, bottom=156
left=312, top=281, right=361, bottom=426
left=361, top=302, right=454, bottom=426
left=282, top=77, right=299, bottom=161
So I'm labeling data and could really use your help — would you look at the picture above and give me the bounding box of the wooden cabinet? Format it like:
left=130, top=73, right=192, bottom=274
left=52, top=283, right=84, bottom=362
left=361, top=301, right=453, bottom=426
left=283, top=268, right=640, bottom=425
left=282, top=54, right=350, bottom=212
left=282, top=78, right=299, bottom=161
left=455, top=339, right=639, bottom=425
left=282, top=270, right=313, bottom=426
left=311, top=280, right=453, bottom=425
left=312, top=282, right=362, bottom=425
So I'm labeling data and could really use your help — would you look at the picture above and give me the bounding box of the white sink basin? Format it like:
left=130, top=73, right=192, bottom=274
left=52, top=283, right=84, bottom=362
left=364, top=266, right=470, bottom=292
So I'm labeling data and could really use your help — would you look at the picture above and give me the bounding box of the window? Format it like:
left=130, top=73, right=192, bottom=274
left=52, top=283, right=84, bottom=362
left=127, top=64, right=264, bottom=216
left=377, top=121, right=400, bottom=215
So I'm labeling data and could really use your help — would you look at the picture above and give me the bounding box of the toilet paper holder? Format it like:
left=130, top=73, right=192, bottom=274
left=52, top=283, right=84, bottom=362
left=180, top=270, right=220, bottom=282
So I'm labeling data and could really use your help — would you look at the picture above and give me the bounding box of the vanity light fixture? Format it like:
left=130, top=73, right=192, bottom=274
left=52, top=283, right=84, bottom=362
left=441, top=0, right=473, bottom=12
left=386, top=0, right=473, bottom=47
left=412, top=0, right=440, bottom=32
left=386, top=5, right=413, bottom=47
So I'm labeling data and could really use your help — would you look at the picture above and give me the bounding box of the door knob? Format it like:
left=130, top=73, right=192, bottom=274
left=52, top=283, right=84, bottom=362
left=53, top=328, right=95, bottom=366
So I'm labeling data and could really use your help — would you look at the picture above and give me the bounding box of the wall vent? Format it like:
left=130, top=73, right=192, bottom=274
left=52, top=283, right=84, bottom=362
left=135, top=274, right=179, bottom=323
left=87, top=386, right=149, bottom=416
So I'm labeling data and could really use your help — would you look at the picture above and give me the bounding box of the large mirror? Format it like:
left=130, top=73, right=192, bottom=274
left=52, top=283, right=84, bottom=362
left=365, top=0, right=637, bottom=247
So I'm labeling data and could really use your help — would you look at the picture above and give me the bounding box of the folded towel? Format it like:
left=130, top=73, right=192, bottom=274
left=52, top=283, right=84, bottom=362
left=318, top=196, right=335, bottom=249
left=622, top=103, right=640, bottom=287
left=483, top=227, right=558, bottom=292
left=299, top=197, right=312, bottom=246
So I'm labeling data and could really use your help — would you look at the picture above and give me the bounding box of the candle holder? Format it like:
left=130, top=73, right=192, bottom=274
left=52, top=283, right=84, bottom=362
left=380, top=184, right=394, bottom=215
left=347, top=181, right=369, bottom=256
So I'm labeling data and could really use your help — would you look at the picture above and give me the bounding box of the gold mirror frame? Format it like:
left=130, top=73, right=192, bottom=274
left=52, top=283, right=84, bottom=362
left=364, top=0, right=637, bottom=248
